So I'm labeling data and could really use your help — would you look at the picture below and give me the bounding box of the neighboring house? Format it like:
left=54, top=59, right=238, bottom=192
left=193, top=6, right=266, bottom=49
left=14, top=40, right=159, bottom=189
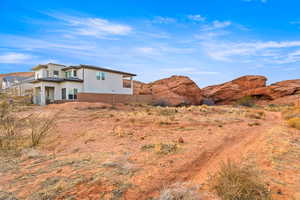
left=2, top=76, right=35, bottom=96
left=2, top=76, right=29, bottom=90
left=30, top=63, right=136, bottom=105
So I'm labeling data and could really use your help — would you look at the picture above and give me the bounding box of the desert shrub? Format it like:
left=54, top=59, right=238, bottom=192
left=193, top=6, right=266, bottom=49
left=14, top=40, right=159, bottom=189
left=153, top=100, right=170, bottom=107
left=176, top=101, right=191, bottom=107
left=158, top=183, right=200, bottom=200
left=210, top=161, right=272, bottom=200
left=0, top=101, right=21, bottom=153
left=158, top=108, right=178, bottom=116
left=155, top=143, right=178, bottom=155
left=0, top=100, right=57, bottom=155
left=236, top=96, right=256, bottom=107
left=282, top=106, right=300, bottom=120
left=27, top=113, right=57, bottom=147
left=141, top=143, right=178, bottom=155
left=287, top=117, right=300, bottom=130
left=202, top=99, right=215, bottom=106
left=245, top=111, right=265, bottom=119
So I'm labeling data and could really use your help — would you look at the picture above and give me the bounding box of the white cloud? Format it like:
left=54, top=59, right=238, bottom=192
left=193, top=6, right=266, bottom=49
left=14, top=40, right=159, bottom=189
left=200, top=20, right=232, bottom=31
left=151, top=16, right=177, bottom=24
left=201, top=40, right=300, bottom=63
left=0, top=53, right=33, bottom=64
left=187, top=14, right=206, bottom=22
left=45, top=13, right=132, bottom=38
left=243, top=0, right=267, bottom=3
left=160, top=67, right=219, bottom=75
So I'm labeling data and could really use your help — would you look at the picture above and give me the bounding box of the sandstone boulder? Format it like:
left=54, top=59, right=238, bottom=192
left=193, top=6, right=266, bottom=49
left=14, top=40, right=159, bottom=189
left=134, top=76, right=203, bottom=106
left=245, top=79, right=300, bottom=100
left=202, top=75, right=267, bottom=104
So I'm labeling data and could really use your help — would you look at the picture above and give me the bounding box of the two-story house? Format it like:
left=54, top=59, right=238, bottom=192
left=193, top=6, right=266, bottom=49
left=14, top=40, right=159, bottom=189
left=31, top=63, right=136, bottom=105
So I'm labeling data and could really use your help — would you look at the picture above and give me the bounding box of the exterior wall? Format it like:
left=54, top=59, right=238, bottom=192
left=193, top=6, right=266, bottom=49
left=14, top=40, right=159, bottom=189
left=13, top=82, right=34, bottom=96
left=46, top=64, right=65, bottom=78
left=32, top=81, right=84, bottom=105
left=60, top=81, right=83, bottom=100
left=77, top=93, right=153, bottom=105
left=83, top=68, right=133, bottom=95
left=35, top=68, right=47, bottom=79
left=35, top=64, right=66, bottom=79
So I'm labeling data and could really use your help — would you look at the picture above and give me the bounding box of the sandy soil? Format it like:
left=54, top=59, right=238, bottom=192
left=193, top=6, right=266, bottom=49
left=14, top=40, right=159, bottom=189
left=1, top=102, right=300, bottom=200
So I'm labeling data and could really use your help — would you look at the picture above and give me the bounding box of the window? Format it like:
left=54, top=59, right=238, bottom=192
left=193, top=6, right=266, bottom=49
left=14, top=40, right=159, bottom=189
left=68, top=88, right=79, bottom=100
left=65, top=71, right=72, bottom=78
left=62, top=88, right=66, bottom=100
left=74, top=88, right=78, bottom=99
left=123, top=76, right=132, bottom=88
left=54, top=70, right=59, bottom=77
left=73, top=70, right=77, bottom=77
left=101, top=72, right=106, bottom=80
left=96, top=72, right=101, bottom=80
left=96, top=72, right=106, bottom=80
left=68, top=88, right=74, bottom=100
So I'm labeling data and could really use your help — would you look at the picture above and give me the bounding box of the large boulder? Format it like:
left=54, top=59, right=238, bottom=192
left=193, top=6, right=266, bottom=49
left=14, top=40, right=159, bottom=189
left=202, top=75, right=267, bottom=104
left=134, top=76, right=203, bottom=106
left=245, top=79, right=300, bottom=100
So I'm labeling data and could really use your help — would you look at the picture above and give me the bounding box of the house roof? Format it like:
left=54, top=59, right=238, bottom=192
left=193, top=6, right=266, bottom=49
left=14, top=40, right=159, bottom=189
left=30, top=77, right=83, bottom=83
left=62, top=64, right=137, bottom=77
left=3, top=76, right=29, bottom=82
left=31, top=64, right=48, bottom=71
left=31, top=63, right=66, bottom=71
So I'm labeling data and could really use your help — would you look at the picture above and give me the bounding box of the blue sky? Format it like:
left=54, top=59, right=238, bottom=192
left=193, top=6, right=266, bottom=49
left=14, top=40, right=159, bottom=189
left=1, top=0, right=300, bottom=87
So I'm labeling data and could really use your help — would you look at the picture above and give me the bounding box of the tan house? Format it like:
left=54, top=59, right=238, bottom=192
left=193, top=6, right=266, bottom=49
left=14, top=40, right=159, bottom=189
left=30, top=63, right=136, bottom=105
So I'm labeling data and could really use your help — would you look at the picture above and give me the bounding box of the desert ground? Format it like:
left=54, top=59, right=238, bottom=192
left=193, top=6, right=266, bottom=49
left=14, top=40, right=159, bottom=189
left=1, top=100, right=300, bottom=200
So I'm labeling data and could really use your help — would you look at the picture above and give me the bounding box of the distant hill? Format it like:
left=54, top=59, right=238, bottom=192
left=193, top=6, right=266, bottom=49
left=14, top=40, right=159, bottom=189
left=0, top=72, right=34, bottom=79
left=0, top=72, right=34, bottom=83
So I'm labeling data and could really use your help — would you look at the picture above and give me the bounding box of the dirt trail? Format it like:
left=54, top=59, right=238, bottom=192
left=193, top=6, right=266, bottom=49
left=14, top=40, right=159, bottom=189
left=125, top=111, right=284, bottom=199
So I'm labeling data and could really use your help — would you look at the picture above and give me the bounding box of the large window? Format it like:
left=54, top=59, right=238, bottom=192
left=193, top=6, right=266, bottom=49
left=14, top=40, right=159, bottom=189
left=68, top=88, right=79, bottom=100
left=73, top=70, right=77, bottom=77
left=96, top=72, right=106, bottom=80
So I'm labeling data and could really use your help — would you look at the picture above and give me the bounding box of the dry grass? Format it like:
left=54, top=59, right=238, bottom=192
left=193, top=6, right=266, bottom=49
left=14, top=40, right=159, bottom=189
left=209, top=161, right=272, bottom=200
left=27, top=113, right=57, bottom=147
left=158, top=183, right=200, bottom=200
left=282, top=106, right=300, bottom=120
left=141, top=143, right=179, bottom=155
left=0, top=100, right=57, bottom=155
left=287, top=117, right=300, bottom=130
left=236, top=96, right=256, bottom=107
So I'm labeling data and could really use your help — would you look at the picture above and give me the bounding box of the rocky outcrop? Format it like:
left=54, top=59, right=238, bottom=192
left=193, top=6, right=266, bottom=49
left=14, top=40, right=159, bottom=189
left=134, top=76, right=203, bottom=106
left=245, top=79, right=300, bottom=101
left=202, top=75, right=267, bottom=104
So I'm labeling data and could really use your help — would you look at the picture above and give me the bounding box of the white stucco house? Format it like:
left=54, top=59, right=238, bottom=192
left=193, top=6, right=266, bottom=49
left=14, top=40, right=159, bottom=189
left=30, top=63, right=136, bottom=105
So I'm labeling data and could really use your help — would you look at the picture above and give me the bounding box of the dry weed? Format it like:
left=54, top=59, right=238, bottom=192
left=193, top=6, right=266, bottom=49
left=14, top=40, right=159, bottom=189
left=209, top=160, right=272, bottom=200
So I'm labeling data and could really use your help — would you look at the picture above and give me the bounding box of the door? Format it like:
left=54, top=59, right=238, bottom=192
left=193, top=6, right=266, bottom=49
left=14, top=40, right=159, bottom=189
left=62, top=88, right=66, bottom=100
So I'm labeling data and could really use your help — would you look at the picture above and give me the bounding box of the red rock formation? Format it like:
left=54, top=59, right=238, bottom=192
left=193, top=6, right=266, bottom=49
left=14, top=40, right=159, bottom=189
left=246, top=79, right=300, bottom=100
left=202, top=75, right=267, bottom=104
left=134, top=76, right=203, bottom=106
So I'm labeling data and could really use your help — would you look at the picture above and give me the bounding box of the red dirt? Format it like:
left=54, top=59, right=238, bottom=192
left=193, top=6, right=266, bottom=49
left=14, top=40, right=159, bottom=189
left=1, top=102, right=300, bottom=200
